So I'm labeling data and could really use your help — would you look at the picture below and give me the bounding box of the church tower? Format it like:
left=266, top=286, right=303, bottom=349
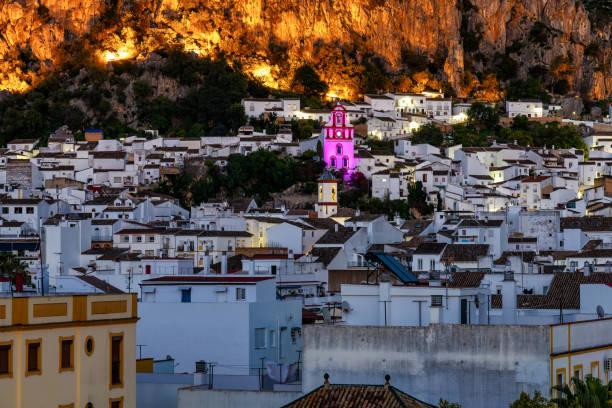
left=315, top=170, right=338, bottom=218
left=323, top=105, right=355, bottom=172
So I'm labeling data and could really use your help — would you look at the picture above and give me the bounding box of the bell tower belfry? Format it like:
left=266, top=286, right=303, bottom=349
left=323, top=105, right=355, bottom=172
left=315, top=170, right=338, bottom=218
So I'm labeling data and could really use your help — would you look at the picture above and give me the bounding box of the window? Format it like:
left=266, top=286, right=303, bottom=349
left=26, top=207, right=34, bottom=214
left=430, top=259, right=435, bottom=270
left=574, top=365, right=583, bottom=380
left=422, top=174, right=427, bottom=182
left=269, top=330, right=276, bottom=347
left=85, top=336, right=95, bottom=356
left=590, top=361, right=599, bottom=376
left=557, top=370, right=565, bottom=386
left=330, top=157, right=336, bottom=167
left=109, top=397, right=124, bottom=408
left=343, top=157, right=348, bottom=168
left=1, top=208, right=7, bottom=214
left=319, top=186, right=323, bottom=200
left=136, top=236, right=143, bottom=243
left=0, top=341, right=12, bottom=378
left=336, top=144, right=342, bottom=155
left=431, top=295, right=443, bottom=307
left=181, top=289, right=191, bottom=303
left=110, top=334, right=123, bottom=387
left=121, top=236, right=129, bottom=243
left=14, top=207, right=22, bottom=214
left=59, top=337, right=74, bottom=372
left=26, top=339, right=41, bottom=375
left=417, top=259, right=423, bottom=270
left=236, top=287, right=246, bottom=301
left=290, top=327, right=301, bottom=344
left=148, top=236, right=155, bottom=243
left=255, top=328, right=266, bottom=349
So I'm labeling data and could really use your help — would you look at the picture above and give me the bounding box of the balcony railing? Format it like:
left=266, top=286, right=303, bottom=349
left=92, top=234, right=113, bottom=242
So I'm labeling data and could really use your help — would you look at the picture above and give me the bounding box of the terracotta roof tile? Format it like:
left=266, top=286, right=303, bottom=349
left=283, top=382, right=434, bottom=408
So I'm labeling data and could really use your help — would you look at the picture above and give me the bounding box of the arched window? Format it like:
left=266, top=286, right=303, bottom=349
left=343, top=157, right=348, bottom=168
left=336, top=144, right=342, bottom=155
left=330, top=157, right=336, bottom=167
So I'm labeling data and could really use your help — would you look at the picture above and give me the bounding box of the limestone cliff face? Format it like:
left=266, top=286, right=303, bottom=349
left=0, top=0, right=609, bottom=98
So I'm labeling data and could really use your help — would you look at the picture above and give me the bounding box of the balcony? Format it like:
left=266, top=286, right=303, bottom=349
left=92, top=234, right=112, bottom=242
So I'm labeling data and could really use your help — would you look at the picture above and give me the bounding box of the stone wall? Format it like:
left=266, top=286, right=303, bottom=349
left=302, top=324, right=550, bottom=408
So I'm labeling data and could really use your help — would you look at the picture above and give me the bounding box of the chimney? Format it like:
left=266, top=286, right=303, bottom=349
left=584, top=261, right=592, bottom=277
left=247, top=260, right=255, bottom=276
left=384, top=374, right=390, bottom=387
left=221, top=252, right=228, bottom=275
left=203, top=252, right=210, bottom=274
left=501, top=271, right=517, bottom=324
left=323, top=373, right=330, bottom=385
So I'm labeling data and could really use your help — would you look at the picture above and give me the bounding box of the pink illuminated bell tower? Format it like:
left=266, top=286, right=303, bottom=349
left=323, top=105, right=356, bottom=173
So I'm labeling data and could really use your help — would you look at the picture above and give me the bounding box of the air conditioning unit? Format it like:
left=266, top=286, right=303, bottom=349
left=604, top=358, right=612, bottom=372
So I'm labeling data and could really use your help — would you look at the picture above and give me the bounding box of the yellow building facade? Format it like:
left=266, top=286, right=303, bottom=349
left=550, top=317, right=612, bottom=394
left=0, top=293, right=137, bottom=408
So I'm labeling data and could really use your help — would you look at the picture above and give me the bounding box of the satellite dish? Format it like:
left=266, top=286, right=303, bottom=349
left=596, top=305, right=605, bottom=319
left=341, top=301, right=351, bottom=313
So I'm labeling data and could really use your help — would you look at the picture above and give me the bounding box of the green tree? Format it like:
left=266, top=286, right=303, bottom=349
left=411, top=123, right=444, bottom=146
left=0, top=252, right=29, bottom=285
left=407, top=181, right=433, bottom=216
left=505, top=77, right=551, bottom=103
left=510, top=391, right=554, bottom=408
left=552, top=375, right=612, bottom=408
left=132, top=79, right=153, bottom=100
left=291, top=65, right=328, bottom=98
left=467, top=102, right=499, bottom=129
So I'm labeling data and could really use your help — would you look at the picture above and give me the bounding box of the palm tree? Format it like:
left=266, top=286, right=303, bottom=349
left=0, top=252, right=29, bottom=285
left=552, top=375, right=612, bottom=408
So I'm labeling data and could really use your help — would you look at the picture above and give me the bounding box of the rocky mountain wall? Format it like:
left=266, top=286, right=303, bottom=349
left=0, top=0, right=609, bottom=98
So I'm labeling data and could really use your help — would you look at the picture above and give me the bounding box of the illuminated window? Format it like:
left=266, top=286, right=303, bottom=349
left=319, top=186, right=323, bottom=200
left=331, top=187, right=336, bottom=201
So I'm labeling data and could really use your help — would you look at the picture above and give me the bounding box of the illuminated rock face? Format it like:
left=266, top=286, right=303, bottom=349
left=323, top=106, right=356, bottom=174
left=0, top=0, right=610, bottom=98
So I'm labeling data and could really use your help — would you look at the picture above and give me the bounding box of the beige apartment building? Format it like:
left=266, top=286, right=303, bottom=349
left=0, top=293, right=137, bottom=408
left=550, top=317, right=612, bottom=392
